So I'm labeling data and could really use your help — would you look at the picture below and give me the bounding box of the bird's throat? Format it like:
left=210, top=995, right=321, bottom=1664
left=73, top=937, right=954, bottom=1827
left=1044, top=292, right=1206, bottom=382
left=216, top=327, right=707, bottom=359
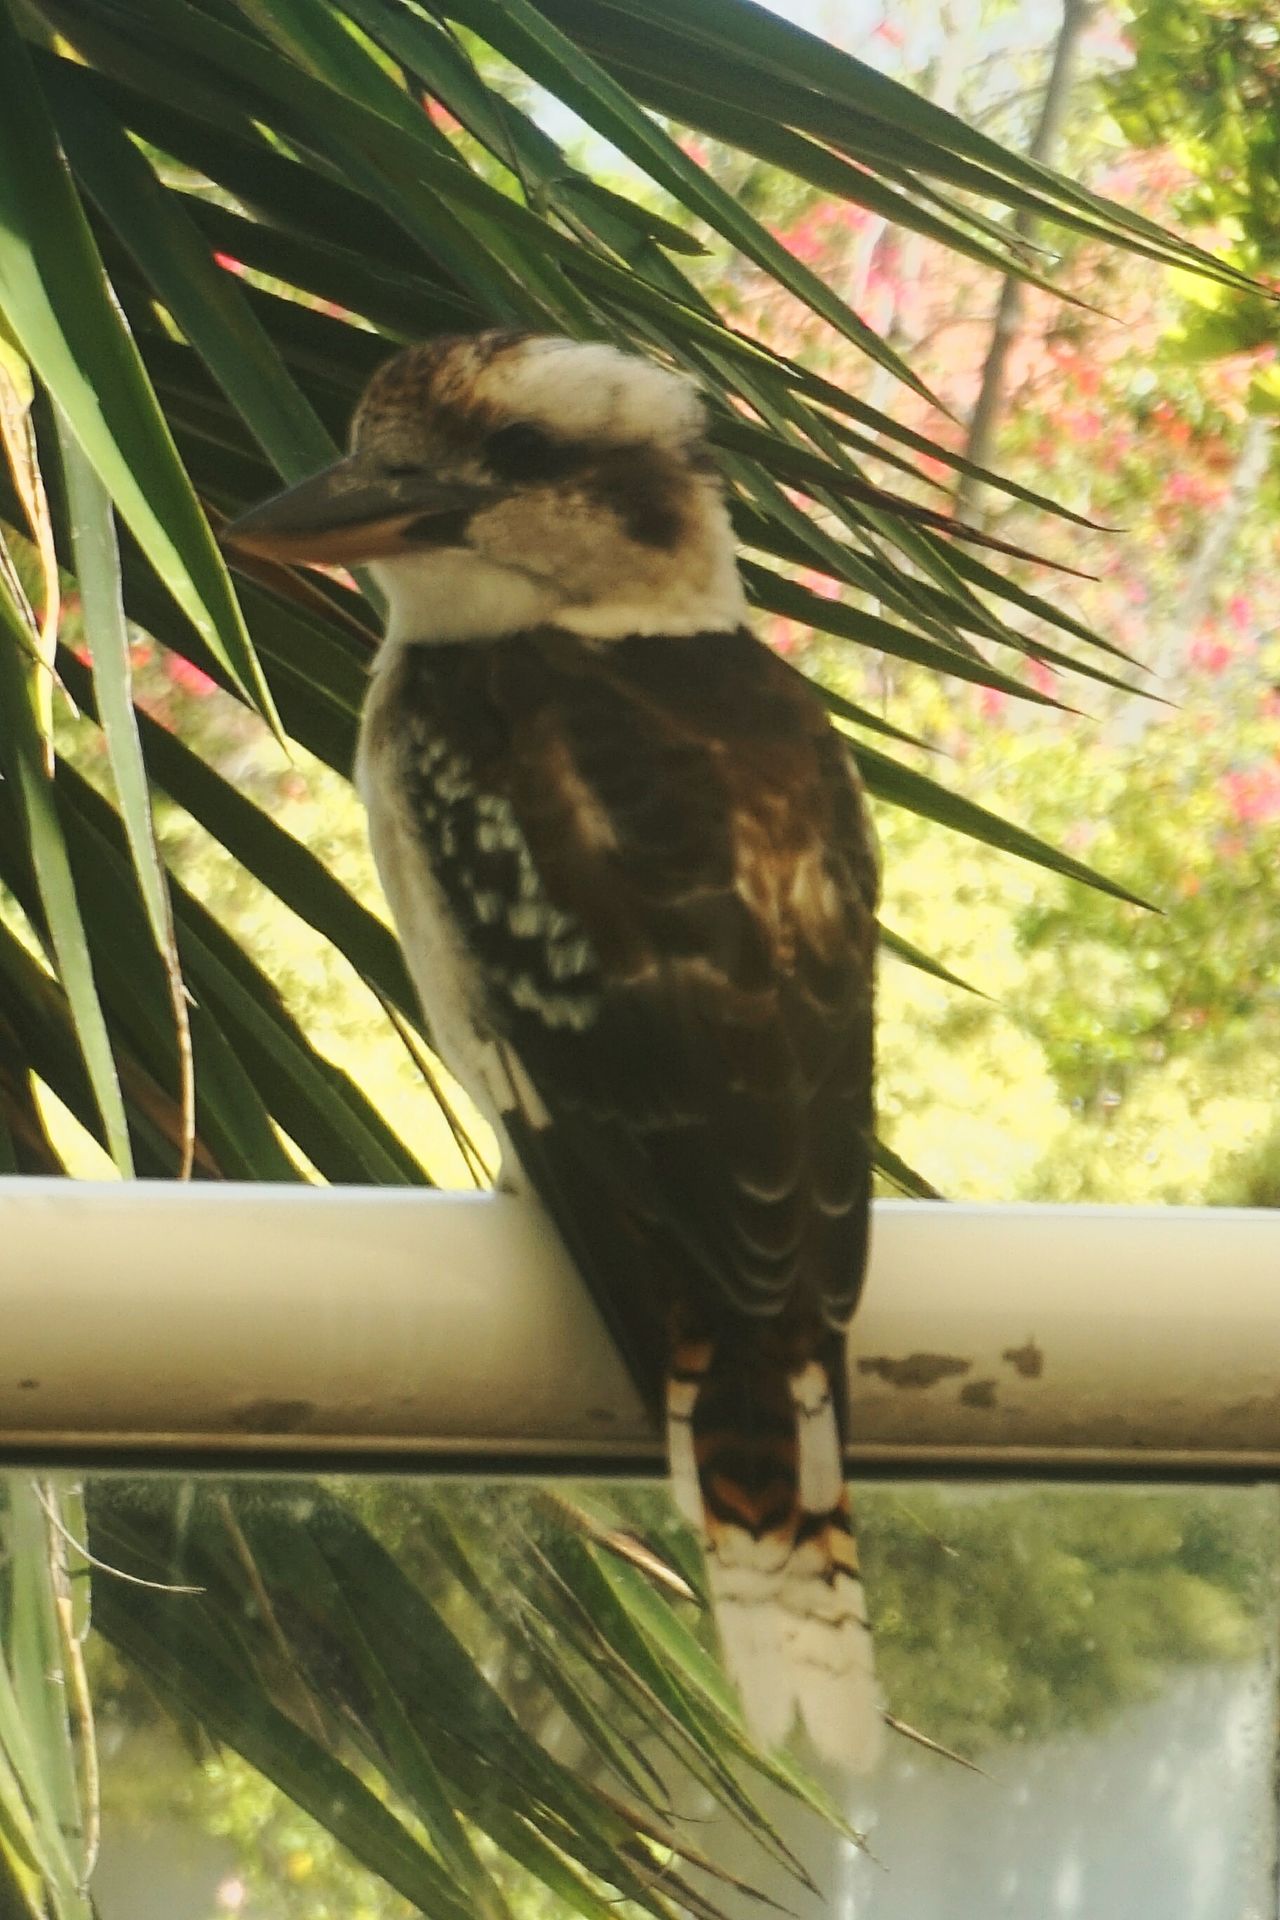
left=372, top=549, right=559, bottom=645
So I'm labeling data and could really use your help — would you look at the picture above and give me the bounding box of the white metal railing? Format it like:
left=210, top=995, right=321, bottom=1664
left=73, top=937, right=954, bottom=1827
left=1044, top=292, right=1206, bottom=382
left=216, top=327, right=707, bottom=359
left=3, top=1182, right=1278, bottom=1472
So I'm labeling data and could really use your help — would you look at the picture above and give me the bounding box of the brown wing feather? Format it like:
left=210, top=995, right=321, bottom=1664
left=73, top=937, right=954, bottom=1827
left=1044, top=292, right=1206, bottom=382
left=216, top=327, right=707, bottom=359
left=425, top=625, right=878, bottom=1340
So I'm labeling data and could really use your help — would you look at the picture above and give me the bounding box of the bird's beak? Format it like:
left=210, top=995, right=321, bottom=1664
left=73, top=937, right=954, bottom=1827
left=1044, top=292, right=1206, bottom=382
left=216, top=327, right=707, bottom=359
left=221, top=455, right=501, bottom=566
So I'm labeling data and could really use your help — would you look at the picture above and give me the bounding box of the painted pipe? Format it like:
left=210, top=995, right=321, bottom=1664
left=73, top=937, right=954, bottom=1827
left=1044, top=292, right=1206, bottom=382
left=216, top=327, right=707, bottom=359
left=2, top=1182, right=1277, bottom=1472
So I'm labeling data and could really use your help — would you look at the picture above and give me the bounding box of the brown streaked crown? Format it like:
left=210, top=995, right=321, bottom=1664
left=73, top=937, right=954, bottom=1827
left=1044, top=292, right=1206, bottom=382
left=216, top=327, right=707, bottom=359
left=351, top=331, right=535, bottom=454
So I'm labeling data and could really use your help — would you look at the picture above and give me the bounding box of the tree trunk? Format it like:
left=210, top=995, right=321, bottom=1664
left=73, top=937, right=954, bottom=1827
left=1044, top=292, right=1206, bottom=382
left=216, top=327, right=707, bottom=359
left=954, top=0, right=1094, bottom=526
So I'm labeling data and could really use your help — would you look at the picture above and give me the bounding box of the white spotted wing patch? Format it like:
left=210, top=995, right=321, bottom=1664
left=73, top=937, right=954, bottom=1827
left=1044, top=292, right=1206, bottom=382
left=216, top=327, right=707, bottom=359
left=357, top=636, right=603, bottom=1145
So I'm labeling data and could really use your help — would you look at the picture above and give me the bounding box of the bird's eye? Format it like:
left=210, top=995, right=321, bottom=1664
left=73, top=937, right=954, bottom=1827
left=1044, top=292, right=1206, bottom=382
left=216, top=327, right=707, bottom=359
left=382, top=462, right=424, bottom=479
left=484, top=422, right=572, bottom=482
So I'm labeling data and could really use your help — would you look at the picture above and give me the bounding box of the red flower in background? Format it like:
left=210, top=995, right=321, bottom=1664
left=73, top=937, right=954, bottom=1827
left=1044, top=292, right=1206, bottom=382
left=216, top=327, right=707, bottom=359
left=424, top=98, right=461, bottom=135
left=799, top=567, right=841, bottom=602
left=165, top=655, right=217, bottom=698
left=1222, top=765, right=1280, bottom=825
left=1188, top=635, right=1233, bottom=676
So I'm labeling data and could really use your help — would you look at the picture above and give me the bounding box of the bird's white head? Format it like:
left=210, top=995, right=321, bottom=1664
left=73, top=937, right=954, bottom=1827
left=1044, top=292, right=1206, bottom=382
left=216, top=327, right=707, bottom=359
left=224, top=332, right=747, bottom=646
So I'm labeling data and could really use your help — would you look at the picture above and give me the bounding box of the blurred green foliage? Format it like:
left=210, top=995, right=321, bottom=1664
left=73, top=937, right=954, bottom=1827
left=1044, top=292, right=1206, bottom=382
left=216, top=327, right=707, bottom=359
left=1109, top=0, right=1280, bottom=390
left=863, top=1484, right=1274, bottom=1752
left=91, top=1478, right=1277, bottom=1917
left=865, top=653, right=1280, bottom=1205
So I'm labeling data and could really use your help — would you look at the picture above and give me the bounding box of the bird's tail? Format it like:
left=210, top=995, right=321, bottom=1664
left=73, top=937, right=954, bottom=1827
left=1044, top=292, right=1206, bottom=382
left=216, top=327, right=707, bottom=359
left=666, top=1332, right=882, bottom=1772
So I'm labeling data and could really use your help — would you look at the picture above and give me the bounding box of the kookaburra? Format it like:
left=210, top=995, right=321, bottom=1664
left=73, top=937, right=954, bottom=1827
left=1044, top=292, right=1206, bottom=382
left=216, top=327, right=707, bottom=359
left=225, top=332, right=882, bottom=1769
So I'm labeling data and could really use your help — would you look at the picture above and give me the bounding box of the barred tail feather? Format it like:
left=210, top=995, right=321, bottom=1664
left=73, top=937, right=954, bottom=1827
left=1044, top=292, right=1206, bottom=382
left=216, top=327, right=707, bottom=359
left=667, top=1344, right=883, bottom=1772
